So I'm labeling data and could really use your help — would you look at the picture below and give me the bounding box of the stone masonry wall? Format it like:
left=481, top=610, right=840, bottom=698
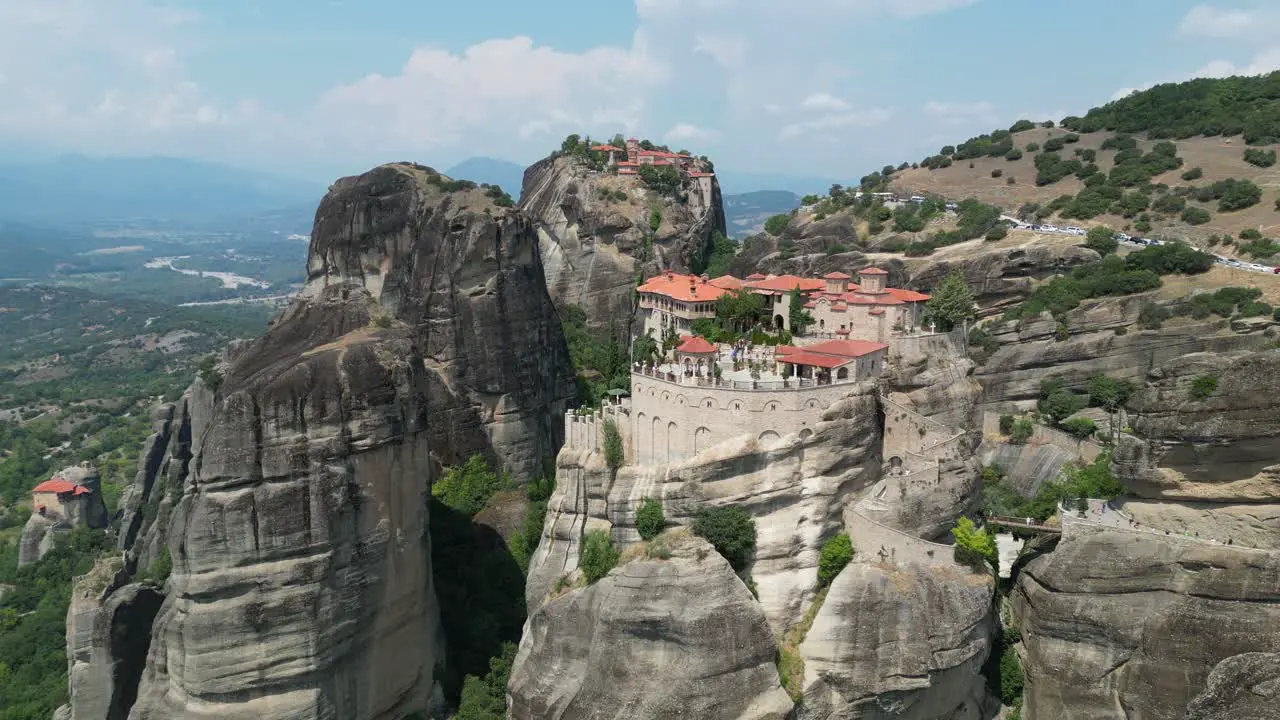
left=629, top=373, right=857, bottom=465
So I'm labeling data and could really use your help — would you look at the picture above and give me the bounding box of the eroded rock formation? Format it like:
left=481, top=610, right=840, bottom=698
left=521, top=153, right=725, bottom=327
left=526, top=384, right=884, bottom=631
left=800, top=559, right=995, bottom=720
left=56, top=163, right=575, bottom=720
left=508, top=531, right=793, bottom=720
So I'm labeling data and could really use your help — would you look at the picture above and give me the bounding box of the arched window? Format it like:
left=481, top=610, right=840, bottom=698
left=837, top=367, right=849, bottom=380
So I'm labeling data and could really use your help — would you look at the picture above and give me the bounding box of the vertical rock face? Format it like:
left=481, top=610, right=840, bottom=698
left=526, top=385, right=884, bottom=631
left=1012, top=532, right=1280, bottom=720
left=520, top=153, right=726, bottom=327
left=799, top=562, right=995, bottom=720
left=65, top=558, right=164, bottom=720
left=111, top=164, right=575, bottom=720
left=507, top=532, right=794, bottom=720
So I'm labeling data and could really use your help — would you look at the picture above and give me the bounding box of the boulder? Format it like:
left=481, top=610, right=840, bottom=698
left=508, top=532, right=794, bottom=720
left=1186, top=652, right=1280, bottom=720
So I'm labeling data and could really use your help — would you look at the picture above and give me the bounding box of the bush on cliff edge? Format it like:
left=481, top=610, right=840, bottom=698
left=635, top=498, right=665, bottom=541
left=817, top=533, right=854, bottom=587
left=693, top=506, right=757, bottom=572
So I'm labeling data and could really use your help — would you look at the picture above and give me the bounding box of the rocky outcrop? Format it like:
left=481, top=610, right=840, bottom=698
left=18, top=463, right=110, bottom=566
left=508, top=531, right=793, bottom=720
left=65, top=558, right=164, bottom=720
left=113, top=164, right=574, bottom=720
left=1186, top=652, right=1280, bottom=720
left=976, top=297, right=1265, bottom=412
left=1012, top=530, right=1280, bottom=720
left=527, top=384, right=884, bottom=631
left=799, top=561, right=996, bottom=720
left=17, top=511, right=61, bottom=566
left=521, top=153, right=725, bottom=327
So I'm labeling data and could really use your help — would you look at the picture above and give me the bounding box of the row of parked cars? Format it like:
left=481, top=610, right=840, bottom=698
left=1007, top=218, right=1279, bottom=274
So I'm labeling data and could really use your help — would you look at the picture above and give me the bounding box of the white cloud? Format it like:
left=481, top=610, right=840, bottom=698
left=1192, top=47, right=1280, bottom=78
left=313, top=35, right=666, bottom=156
left=801, top=93, right=851, bottom=112
left=779, top=108, right=894, bottom=139
left=1177, top=5, right=1274, bottom=39
left=693, top=34, right=747, bottom=69
left=664, top=122, right=716, bottom=143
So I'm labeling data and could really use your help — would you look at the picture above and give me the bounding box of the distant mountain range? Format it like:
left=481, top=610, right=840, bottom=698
left=445, top=157, right=528, bottom=199
left=0, top=155, right=324, bottom=229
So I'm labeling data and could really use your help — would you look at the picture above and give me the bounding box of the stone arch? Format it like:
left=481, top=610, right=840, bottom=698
left=764, top=400, right=780, bottom=412
left=799, top=428, right=814, bottom=442
left=662, top=391, right=671, bottom=402
left=774, top=314, right=785, bottom=329
left=758, top=430, right=782, bottom=449
left=667, top=421, right=679, bottom=462
left=651, top=416, right=662, bottom=466
left=675, top=394, right=687, bottom=406
left=805, top=398, right=822, bottom=410
left=700, top=397, right=717, bottom=410
left=694, top=427, right=712, bottom=455
left=649, top=388, right=657, bottom=397
left=730, top=399, right=744, bottom=415
left=636, top=412, right=648, bottom=462
left=634, top=384, right=644, bottom=395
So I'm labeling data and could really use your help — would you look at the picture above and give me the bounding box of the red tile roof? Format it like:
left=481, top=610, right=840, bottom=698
left=676, top=335, right=717, bottom=354
left=637, top=273, right=729, bottom=302
left=709, top=275, right=743, bottom=290
left=858, top=267, right=889, bottom=275
left=802, top=339, right=890, bottom=358
left=746, top=273, right=767, bottom=281
left=822, top=272, right=852, bottom=279
left=32, top=478, right=92, bottom=496
left=746, top=275, right=826, bottom=293
left=591, top=145, right=622, bottom=152
left=886, top=287, right=930, bottom=302
left=687, top=171, right=716, bottom=177
left=775, top=351, right=852, bottom=369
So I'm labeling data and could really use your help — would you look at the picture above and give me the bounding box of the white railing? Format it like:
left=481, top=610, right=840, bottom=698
left=632, top=366, right=862, bottom=391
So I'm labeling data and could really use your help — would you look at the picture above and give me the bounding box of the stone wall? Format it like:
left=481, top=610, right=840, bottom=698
left=882, top=394, right=963, bottom=463
left=844, top=507, right=957, bottom=569
left=629, top=372, right=856, bottom=464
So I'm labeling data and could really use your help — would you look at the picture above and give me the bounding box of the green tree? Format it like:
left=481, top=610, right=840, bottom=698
left=1009, top=419, right=1034, bottom=444
left=1182, top=167, right=1204, bottom=181
left=433, top=455, right=506, bottom=517
left=764, top=214, right=791, bottom=236
left=560, top=134, right=582, bottom=154
left=999, top=414, right=1015, bottom=435
left=1038, top=390, right=1088, bottom=425
left=787, top=287, right=815, bottom=334
left=1084, top=226, right=1118, bottom=255
left=581, top=530, right=619, bottom=583
left=603, top=420, right=624, bottom=469
left=951, top=517, right=997, bottom=573
left=456, top=643, right=517, bottom=720
left=636, top=498, right=665, bottom=541
left=923, top=270, right=976, bottom=332
left=1062, top=417, right=1098, bottom=439
left=649, top=207, right=662, bottom=233
left=1190, top=374, right=1218, bottom=400
left=817, top=533, right=853, bottom=587
left=693, top=506, right=757, bottom=572
left=716, top=289, right=766, bottom=332
left=1181, top=207, right=1211, bottom=225
left=632, top=331, right=659, bottom=365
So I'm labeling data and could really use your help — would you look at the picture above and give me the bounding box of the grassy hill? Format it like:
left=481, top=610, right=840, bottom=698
left=888, top=73, right=1280, bottom=260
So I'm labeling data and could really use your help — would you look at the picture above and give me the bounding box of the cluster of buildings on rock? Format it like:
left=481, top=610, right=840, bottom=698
left=590, top=138, right=716, bottom=196
left=561, top=265, right=950, bottom=469
left=636, top=266, right=930, bottom=342
left=19, top=462, right=109, bottom=566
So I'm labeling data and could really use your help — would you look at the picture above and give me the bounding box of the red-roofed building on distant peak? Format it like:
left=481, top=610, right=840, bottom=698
left=21, top=462, right=109, bottom=566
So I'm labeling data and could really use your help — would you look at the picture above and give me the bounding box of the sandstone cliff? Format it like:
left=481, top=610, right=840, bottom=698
left=508, top=531, right=793, bottom=720
left=976, top=296, right=1267, bottom=412
left=521, top=153, right=725, bottom=327
left=58, top=163, right=575, bottom=720
left=526, top=384, right=884, bottom=631
left=1012, top=531, right=1280, bottom=720
left=799, top=560, right=996, bottom=720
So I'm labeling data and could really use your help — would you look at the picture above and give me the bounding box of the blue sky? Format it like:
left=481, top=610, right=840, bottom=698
left=1, top=0, right=1277, bottom=189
